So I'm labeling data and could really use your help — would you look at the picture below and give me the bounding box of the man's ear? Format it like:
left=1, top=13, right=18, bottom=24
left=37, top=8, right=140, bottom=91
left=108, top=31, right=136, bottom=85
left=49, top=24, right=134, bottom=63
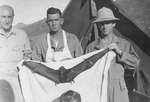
left=46, top=20, right=48, bottom=24
left=61, top=18, right=64, bottom=25
left=113, top=23, right=116, bottom=27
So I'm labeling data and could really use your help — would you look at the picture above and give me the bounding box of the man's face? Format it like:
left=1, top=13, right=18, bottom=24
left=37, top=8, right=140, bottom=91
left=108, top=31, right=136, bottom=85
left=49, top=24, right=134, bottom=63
left=0, top=8, right=14, bottom=31
left=46, top=13, right=64, bottom=33
left=97, top=21, right=115, bottom=35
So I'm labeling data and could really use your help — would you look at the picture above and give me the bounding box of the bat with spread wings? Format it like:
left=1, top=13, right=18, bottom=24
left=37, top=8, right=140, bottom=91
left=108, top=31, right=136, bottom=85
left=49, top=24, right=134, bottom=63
left=22, top=49, right=108, bottom=84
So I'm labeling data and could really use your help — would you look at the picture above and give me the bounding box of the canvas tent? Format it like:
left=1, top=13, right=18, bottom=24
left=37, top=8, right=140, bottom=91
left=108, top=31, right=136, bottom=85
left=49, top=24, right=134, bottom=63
left=62, top=0, right=150, bottom=99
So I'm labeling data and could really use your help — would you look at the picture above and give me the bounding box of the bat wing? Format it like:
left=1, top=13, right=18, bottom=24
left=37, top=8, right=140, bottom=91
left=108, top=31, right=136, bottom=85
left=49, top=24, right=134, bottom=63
left=66, top=49, right=109, bottom=83
left=22, top=61, right=60, bottom=84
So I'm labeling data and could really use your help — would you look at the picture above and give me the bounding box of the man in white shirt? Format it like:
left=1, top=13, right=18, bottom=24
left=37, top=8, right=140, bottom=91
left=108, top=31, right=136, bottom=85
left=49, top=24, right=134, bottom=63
left=0, top=5, right=31, bottom=102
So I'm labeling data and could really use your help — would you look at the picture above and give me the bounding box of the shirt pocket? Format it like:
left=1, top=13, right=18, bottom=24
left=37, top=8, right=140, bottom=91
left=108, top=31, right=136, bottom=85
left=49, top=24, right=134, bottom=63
left=12, top=45, right=24, bottom=51
left=11, top=45, right=24, bottom=61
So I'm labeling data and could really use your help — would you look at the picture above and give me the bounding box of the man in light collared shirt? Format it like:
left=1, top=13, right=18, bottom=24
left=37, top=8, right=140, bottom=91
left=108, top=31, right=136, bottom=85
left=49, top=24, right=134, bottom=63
left=0, top=5, right=31, bottom=102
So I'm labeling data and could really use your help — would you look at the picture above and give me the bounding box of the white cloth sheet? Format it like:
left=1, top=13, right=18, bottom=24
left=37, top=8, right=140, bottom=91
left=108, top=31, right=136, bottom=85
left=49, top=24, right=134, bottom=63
left=18, top=49, right=116, bottom=102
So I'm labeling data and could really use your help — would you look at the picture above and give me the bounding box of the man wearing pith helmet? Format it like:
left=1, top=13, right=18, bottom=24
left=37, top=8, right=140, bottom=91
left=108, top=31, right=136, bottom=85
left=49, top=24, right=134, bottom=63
left=86, top=7, right=140, bottom=102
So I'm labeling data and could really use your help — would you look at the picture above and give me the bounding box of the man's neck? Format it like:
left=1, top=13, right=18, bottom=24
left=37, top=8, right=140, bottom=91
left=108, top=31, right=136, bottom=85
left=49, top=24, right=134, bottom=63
left=101, top=33, right=113, bottom=42
left=0, top=28, right=12, bottom=37
left=50, top=29, right=62, bottom=40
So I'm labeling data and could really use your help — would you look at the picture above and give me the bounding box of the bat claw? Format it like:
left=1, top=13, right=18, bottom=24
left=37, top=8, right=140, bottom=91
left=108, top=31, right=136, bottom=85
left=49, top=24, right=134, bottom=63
left=55, top=82, right=60, bottom=86
left=83, top=58, right=94, bottom=66
left=71, top=80, right=75, bottom=84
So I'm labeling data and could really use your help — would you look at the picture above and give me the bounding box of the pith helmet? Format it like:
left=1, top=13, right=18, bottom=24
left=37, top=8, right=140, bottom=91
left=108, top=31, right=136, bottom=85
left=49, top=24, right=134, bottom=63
left=93, top=7, right=119, bottom=23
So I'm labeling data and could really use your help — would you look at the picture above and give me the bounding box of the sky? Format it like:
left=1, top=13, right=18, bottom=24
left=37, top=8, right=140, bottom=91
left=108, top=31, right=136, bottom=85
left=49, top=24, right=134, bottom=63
left=0, top=0, right=70, bottom=25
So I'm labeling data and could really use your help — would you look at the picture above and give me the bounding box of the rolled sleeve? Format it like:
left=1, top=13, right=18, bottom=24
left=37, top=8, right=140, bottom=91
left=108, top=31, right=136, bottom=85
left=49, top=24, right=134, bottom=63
left=23, top=35, right=32, bottom=60
left=31, top=40, right=43, bottom=62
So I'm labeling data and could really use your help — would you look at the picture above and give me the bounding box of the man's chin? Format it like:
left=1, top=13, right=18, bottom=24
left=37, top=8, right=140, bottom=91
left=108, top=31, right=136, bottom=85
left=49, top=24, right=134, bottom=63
left=103, top=32, right=109, bottom=35
left=51, top=30, right=58, bottom=33
left=3, top=27, right=12, bottom=32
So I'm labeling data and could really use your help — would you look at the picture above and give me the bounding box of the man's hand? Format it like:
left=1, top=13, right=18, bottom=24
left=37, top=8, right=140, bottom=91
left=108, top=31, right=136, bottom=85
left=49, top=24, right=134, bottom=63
left=109, top=43, right=122, bottom=56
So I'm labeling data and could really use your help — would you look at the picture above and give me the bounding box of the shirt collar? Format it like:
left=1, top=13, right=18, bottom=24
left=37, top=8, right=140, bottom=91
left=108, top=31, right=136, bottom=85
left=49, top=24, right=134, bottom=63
left=94, top=34, right=120, bottom=50
left=46, top=30, right=70, bottom=40
left=0, top=28, right=16, bottom=36
left=111, top=34, right=120, bottom=43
